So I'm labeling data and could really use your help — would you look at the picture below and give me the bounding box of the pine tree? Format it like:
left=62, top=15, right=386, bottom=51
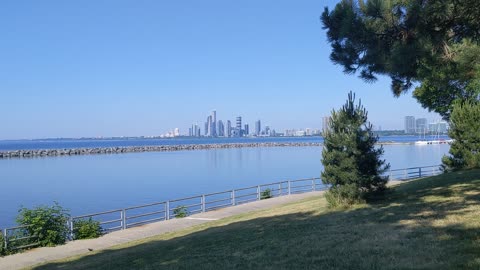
left=321, top=91, right=390, bottom=207
left=321, top=0, right=480, bottom=120
left=442, top=99, right=480, bottom=171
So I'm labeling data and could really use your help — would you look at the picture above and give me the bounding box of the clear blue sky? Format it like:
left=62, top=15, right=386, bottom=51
left=0, top=0, right=440, bottom=139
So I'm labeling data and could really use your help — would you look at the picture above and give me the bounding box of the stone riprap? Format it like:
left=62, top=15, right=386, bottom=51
left=0, top=142, right=323, bottom=159
left=0, top=141, right=409, bottom=159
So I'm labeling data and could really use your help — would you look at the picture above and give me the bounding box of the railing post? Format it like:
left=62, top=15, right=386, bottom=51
left=257, top=185, right=261, bottom=200
left=404, top=169, right=407, bottom=180
left=166, top=201, right=170, bottom=220
left=121, top=209, right=126, bottom=230
left=3, top=228, right=7, bottom=250
left=231, top=190, right=236, bottom=206
left=312, top=179, right=315, bottom=191
left=419, top=167, right=422, bottom=178
left=278, top=183, right=282, bottom=196
left=69, top=217, right=74, bottom=241
left=201, top=195, right=206, bottom=212
left=288, top=180, right=291, bottom=195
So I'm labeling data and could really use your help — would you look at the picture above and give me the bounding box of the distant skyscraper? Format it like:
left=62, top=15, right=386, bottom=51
left=174, top=128, right=180, bottom=137
left=429, top=121, right=448, bottom=134
left=193, top=124, right=200, bottom=137
left=244, top=124, right=249, bottom=136
left=204, top=121, right=208, bottom=136
left=404, top=116, right=416, bottom=134
left=227, top=120, right=232, bottom=137
left=211, top=110, right=217, bottom=137
left=236, top=116, right=242, bottom=137
left=416, top=118, right=427, bottom=133
left=188, top=127, right=193, bottom=137
left=218, top=120, right=225, bottom=137
left=437, top=122, right=448, bottom=133
left=322, top=116, right=331, bottom=135
left=206, top=115, right=213, bottom=136
left=255, top=120, right=261, bottom=136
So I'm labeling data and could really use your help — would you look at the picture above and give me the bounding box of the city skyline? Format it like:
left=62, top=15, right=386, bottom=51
left=0, top=1, right=441, bottom=140
left=186, top=110, right=276, bottom=138
left=404, top=116, right=448, bottom=134
left=161, top=111, right=448, bottom=139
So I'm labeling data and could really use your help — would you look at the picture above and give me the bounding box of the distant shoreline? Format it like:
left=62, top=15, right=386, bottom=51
left=0, top=141, right=414, bottom=159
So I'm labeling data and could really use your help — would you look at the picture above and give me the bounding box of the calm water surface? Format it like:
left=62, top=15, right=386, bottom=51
left=0, top=143, right=450, bottom=227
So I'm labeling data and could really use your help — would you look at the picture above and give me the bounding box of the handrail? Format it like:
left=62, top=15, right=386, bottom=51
left=72, top=209, right=123, bottom=220
left=290, top=177, right=321, bottom=183
left=204, top=190, right=232, bottom=197
left=124, top=201, right=166, bottom=211
left=169, top=195, right=202, bottom=203
left=389, top=165, right=440, bottom=172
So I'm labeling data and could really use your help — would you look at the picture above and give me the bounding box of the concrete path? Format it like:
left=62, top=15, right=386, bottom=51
left=0, top=191, right=325, bottom=270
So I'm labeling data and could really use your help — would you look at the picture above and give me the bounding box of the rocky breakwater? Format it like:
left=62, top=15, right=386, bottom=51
left=0, top=142, right=324, bottom=159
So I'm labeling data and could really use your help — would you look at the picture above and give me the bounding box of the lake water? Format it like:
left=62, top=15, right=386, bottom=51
left=0, top=137, right=450, bottom=227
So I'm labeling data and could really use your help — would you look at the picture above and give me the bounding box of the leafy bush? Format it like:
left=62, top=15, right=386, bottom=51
left=73, top=218, right=102, bottom=240
left=260, top=189, right=272, bottom=200
left=173, top=206, right=188, bottom=218
left=16, top=202, right=70, bottom=247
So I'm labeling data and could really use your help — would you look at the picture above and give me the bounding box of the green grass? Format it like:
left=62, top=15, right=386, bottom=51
left=32, top=170, right=480, bottom=269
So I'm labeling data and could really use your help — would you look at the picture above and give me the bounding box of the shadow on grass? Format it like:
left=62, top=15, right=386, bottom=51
left=35, top=170, right=480, bottom=270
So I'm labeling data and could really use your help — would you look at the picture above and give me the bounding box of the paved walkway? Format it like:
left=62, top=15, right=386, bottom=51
left=0, top=191, right=325, bottom=270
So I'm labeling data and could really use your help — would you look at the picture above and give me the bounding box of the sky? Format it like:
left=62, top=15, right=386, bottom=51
left=0, top=0, right=441, bottom=140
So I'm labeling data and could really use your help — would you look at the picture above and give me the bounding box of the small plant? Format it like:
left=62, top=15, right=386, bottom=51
left=73, top=218, right=102, bottom=240
left=173, top=206, right=188, bottom=218
left=16, top=202, right=70, bottom=247
left=260, top=189, right=272, bottom=200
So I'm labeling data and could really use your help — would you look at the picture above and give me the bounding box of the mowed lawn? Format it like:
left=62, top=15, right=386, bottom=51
left=33, top=170, right=480, bottom=270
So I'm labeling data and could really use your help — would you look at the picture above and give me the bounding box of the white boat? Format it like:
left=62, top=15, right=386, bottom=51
left=415, top=128, right=429, bottom=145
left=414, top=127, right=450, bottom=145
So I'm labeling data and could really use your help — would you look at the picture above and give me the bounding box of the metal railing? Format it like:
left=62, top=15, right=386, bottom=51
left=387, top=165, right=442, bottom=180
left=1, top=164, right=442, bottom=251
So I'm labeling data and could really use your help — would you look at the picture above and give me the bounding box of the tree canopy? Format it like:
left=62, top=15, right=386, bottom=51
left=321, top=0, right=480, bottom=119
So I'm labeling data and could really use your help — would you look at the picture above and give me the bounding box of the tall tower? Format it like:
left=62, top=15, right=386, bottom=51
left=416, top=118, right=427, bottom=134
left=218, top=120, right=225, bottom=137
left=211, top=110, right=217, bottom=137
left=236, top=116, right=242, bottom=137
left=255, top=120, right=261, bottom=136
left=322, top=116, right=331, bottom=135
left=404, top=116, right=415, bottom=134
left=206, top=115, right=212, bottom=136
left=194, top=124, right=200, bottom=137
left=227, top=120, right=232, bottom=137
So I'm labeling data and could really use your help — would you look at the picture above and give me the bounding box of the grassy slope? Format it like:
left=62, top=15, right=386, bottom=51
left=33, top=170, right=480, bottom=270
